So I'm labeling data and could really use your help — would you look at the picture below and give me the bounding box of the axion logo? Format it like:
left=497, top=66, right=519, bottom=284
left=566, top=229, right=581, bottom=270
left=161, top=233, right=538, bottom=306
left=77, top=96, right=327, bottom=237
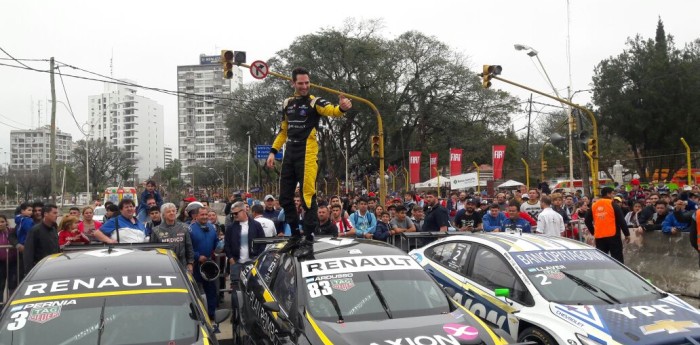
left=442, top=323, right=479, bottom=341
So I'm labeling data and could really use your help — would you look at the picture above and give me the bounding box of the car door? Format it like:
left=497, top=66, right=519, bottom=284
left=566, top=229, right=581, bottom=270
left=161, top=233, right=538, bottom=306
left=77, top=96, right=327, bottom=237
left=464, top=244, right=533, bottom=339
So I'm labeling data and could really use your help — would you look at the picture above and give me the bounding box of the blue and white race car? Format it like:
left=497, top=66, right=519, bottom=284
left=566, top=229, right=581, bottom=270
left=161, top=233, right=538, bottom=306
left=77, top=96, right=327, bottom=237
left=410, top=232, right=700, bottom=345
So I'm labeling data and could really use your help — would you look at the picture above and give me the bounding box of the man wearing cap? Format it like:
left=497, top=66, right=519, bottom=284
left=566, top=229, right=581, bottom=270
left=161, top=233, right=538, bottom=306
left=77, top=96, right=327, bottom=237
left=585, top=187, right=631, bottom=263
left=262, top=195, right=280, bottom=220
left=454, top=198, right=482, bottom=232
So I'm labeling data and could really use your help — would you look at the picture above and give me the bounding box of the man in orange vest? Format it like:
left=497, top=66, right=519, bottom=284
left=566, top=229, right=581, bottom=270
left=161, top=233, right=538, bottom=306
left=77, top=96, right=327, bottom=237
left=584, top=187, right=631, bottom=263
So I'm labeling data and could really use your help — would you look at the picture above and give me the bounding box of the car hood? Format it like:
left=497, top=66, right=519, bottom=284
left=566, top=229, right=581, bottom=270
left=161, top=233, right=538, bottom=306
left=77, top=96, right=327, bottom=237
left=304, top=312, right=504, bottom=345
left=550, top=294, right=700, bottom=344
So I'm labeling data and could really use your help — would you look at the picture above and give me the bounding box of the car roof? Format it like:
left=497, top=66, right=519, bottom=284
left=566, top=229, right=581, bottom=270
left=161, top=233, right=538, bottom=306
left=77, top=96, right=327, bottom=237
left=430, top=232, right=593, bottom=253
left=26, top=247, right=181, bottom=282
left=297, top=238, right=406, bottom=261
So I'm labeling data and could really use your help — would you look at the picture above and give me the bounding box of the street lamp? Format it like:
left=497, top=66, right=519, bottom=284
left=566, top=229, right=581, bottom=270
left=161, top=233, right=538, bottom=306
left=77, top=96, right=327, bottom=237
left=514, top=44, right=575, bottom=191
left=246, top=131, right=251, bottom=195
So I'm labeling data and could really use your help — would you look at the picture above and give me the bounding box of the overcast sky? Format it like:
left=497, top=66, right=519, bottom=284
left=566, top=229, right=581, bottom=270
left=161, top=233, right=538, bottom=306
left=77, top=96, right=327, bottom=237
left=1, top=0, right=698, bottom=166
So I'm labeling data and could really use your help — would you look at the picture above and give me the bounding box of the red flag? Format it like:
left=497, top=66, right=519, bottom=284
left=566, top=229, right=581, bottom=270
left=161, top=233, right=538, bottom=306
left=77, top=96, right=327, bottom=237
left=449, top=148, right=463, bottom=176
left=429, top=153, right=438, bottom=178
left=492, top=145, right=506, bottom=179
left=409, top=151, right=422, bottom=184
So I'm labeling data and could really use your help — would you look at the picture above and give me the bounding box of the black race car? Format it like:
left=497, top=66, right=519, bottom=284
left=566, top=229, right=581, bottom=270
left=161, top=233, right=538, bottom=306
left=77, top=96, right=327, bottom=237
left=0, top=245, right=229, bottom=345
left=234, top=237, right=512, bottom=345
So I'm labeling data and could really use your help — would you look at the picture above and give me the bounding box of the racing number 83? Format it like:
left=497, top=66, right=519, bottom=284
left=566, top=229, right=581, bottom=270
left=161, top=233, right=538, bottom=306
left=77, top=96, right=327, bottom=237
left=307, top=281, right=333, bottom=298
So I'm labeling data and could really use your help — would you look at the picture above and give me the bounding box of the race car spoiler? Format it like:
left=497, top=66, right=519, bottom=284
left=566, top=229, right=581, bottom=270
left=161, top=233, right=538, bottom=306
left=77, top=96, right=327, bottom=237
left=61, top=243, right=175, bottom=253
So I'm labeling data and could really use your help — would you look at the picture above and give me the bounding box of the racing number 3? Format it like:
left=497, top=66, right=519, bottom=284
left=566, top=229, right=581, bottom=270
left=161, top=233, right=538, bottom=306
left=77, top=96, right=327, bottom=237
left=7, top=311, right=28, bottom=331
left=308, top=281, right=333, bottom=298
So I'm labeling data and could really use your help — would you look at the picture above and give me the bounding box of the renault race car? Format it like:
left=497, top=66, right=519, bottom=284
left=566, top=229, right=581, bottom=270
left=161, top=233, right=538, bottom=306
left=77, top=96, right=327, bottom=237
left=0, top=245, right=228, bottom=344
left=410, top=233, right=700, bottom=345
left=235, top=237, right=514, bottom=345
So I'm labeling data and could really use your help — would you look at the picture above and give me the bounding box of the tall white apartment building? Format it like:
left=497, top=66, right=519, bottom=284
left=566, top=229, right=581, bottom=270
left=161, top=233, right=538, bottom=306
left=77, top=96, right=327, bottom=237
left=88, top=81, right=164, bottom=182
left=177, top=54, right=243, bottom=181
left=164, top=146, right=173, bottom=166
left=10, top=126, right=73, bottom=170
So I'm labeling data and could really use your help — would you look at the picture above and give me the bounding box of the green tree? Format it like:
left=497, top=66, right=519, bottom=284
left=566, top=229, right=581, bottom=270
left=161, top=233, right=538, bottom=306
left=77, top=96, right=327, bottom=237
left=592, top=19, right=700, bottom=181
left=73, top=139, right=138, bottom=197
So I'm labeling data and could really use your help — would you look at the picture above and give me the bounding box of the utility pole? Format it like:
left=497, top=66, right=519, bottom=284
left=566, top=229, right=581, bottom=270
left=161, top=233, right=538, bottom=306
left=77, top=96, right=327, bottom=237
left=525, top=94, right=533, bottom=159
left=50, top=57, right=57, bottom=203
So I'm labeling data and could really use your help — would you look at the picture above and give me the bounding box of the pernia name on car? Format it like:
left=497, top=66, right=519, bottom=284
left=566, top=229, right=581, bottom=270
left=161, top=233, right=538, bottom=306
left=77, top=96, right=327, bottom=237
left=24, top=275, right=178, bottom=295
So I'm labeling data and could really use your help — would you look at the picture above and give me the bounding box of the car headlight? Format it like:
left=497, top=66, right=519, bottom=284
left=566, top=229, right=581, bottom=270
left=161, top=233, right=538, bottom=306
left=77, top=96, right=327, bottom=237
left=575, top=333, right=605, bottom=345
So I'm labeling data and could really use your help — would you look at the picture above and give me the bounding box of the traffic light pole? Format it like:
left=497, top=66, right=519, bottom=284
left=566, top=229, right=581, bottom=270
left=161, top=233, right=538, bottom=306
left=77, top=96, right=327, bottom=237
left=238, top=63, right=388, bottom=205
left=492, top=75, right=599, bottom=197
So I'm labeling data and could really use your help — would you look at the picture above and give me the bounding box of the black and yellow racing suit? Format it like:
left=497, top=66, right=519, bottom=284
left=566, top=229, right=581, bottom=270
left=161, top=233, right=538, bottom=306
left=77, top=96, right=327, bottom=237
left=271, top=94, right=346, bottom=238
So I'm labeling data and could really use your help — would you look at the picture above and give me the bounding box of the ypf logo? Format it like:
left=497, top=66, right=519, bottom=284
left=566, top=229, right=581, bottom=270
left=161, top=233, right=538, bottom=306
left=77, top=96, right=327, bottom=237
left=443, top=323, right=479, bottom=341
left=493, top=150, right=504, bottom=159
left=450, top=153, right=460, bottom=162
left=410, top=157, right=420, bottom=164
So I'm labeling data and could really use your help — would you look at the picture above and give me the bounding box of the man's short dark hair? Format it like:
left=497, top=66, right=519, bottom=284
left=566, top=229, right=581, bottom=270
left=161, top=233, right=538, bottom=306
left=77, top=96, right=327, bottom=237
left=43, top=204, right=58, bottom=213
left=145, top=196, right=156, bottom=202
left=358, top=196, right=369, bottom=204
left=655, top=200, right=668, bottom=207
left=380, top=211, right=390, bottom=217
left=104, top=201, right=114, bottom=207
left=292, top=67, right=309, bottom=82
left=330, top=204, right=341, bottom=210
left=601, top=187, right=615, bottom=197
left=387, top=205, right=396, bottom=211
left=149, top=206, right=160, bottom=213
left=489, top=203, right=500, bottom=210
left=32, top=201, right=44, bottom=209
left=146, top=180, right=156, bottom=187
left=508, top=200, right=521, bottom=209
left=318, top=204, right=329, bottom=211
left=69, top=206, right=80, bottom=213
left=20, top=202, right=32, bottom=211
left=251, top=204, right=264, bottom=215
left=106, top=204, right=119, bottom=213
left=395, top=205, right=407, bottom=213
left=540, top=196, right=551, bottom=207
left=426, top=190, right=439, bottom=197
left=118, top=198, right=136, bottom=210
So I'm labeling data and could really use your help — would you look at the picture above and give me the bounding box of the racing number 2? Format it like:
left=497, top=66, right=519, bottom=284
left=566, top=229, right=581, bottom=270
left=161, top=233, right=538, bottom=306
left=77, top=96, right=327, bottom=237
left=308, top=281, right=333, bottom=298
left=7, top=311, right=28, bottom=331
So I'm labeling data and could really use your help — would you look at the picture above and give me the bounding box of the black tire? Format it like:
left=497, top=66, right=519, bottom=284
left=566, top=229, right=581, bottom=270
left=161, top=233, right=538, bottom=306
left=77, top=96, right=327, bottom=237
left=518, top=327, right=556, bottom=345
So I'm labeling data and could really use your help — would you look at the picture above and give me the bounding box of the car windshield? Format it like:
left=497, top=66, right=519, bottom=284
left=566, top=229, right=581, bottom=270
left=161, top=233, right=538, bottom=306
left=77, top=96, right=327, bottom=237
left=304, top=268, right=451, bottom=322
left=0, top=293, right=199, bottom=345
left=511, top=249, right=662, bottom=305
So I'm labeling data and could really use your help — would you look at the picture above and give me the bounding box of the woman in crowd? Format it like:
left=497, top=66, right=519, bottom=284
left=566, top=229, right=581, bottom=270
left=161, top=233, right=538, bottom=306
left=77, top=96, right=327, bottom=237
left=78, top=206, right=102, bottom=242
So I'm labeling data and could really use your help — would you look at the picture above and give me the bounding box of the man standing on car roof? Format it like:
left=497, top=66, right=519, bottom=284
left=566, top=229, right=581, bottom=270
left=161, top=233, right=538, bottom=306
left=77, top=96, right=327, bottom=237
left=585, top=186, right=631, bottom=263
left=267, top=67, right=352, bottom=251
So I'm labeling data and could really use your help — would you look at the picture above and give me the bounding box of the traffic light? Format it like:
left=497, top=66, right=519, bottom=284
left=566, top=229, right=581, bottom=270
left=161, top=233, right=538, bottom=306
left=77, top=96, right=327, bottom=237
left=221, top=50, right=234, bottom=79
left=370, top=135, right=380, bottom=157
left=587, top=138, right=597, bottom=158
left=542, top=160, right=548, bottom=172
left=234, top=51, right=246, bottom=65
left=482, top=65, right=502, bottom=89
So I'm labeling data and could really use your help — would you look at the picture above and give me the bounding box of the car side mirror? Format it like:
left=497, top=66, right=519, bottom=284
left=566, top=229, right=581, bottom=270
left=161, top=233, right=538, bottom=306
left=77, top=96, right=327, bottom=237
left=494, top=288, right=510, bottom=298
left=262, top=301, right=281, bottom=312
left=214, top=309, right=231, bottom=324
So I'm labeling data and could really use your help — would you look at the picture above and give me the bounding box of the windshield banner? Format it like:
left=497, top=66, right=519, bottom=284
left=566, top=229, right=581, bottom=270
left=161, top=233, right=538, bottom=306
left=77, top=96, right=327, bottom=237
left=512, top=250, right=608, bottom=268
left=301, top=255, right=422, bottom=277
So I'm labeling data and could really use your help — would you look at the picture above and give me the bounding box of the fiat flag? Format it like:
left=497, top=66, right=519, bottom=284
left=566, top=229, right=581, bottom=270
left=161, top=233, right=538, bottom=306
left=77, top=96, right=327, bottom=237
left=429, top=153, right=438, bottom=178
left=449, top=148, right=463, bottom=176
left=492, top=145, right=506, bottom=179
left=409, top=151, right=421, bottom=184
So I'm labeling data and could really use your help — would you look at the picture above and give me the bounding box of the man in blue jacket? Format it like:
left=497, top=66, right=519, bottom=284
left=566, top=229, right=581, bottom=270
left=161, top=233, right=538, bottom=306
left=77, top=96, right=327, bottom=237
left=190, top=206, right=221, bottom=319
left=482, top=203, right=507, bottom=232
left=501, top=202, right=532, bottom=233
left=225, top=201, right=266, bottom=312
left=662, top=199, right=691, bottom=235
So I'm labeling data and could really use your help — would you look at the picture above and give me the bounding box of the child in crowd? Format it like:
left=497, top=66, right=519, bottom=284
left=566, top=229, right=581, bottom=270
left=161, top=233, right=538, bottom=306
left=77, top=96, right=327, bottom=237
left=58, top=216, right=90, bottom=248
